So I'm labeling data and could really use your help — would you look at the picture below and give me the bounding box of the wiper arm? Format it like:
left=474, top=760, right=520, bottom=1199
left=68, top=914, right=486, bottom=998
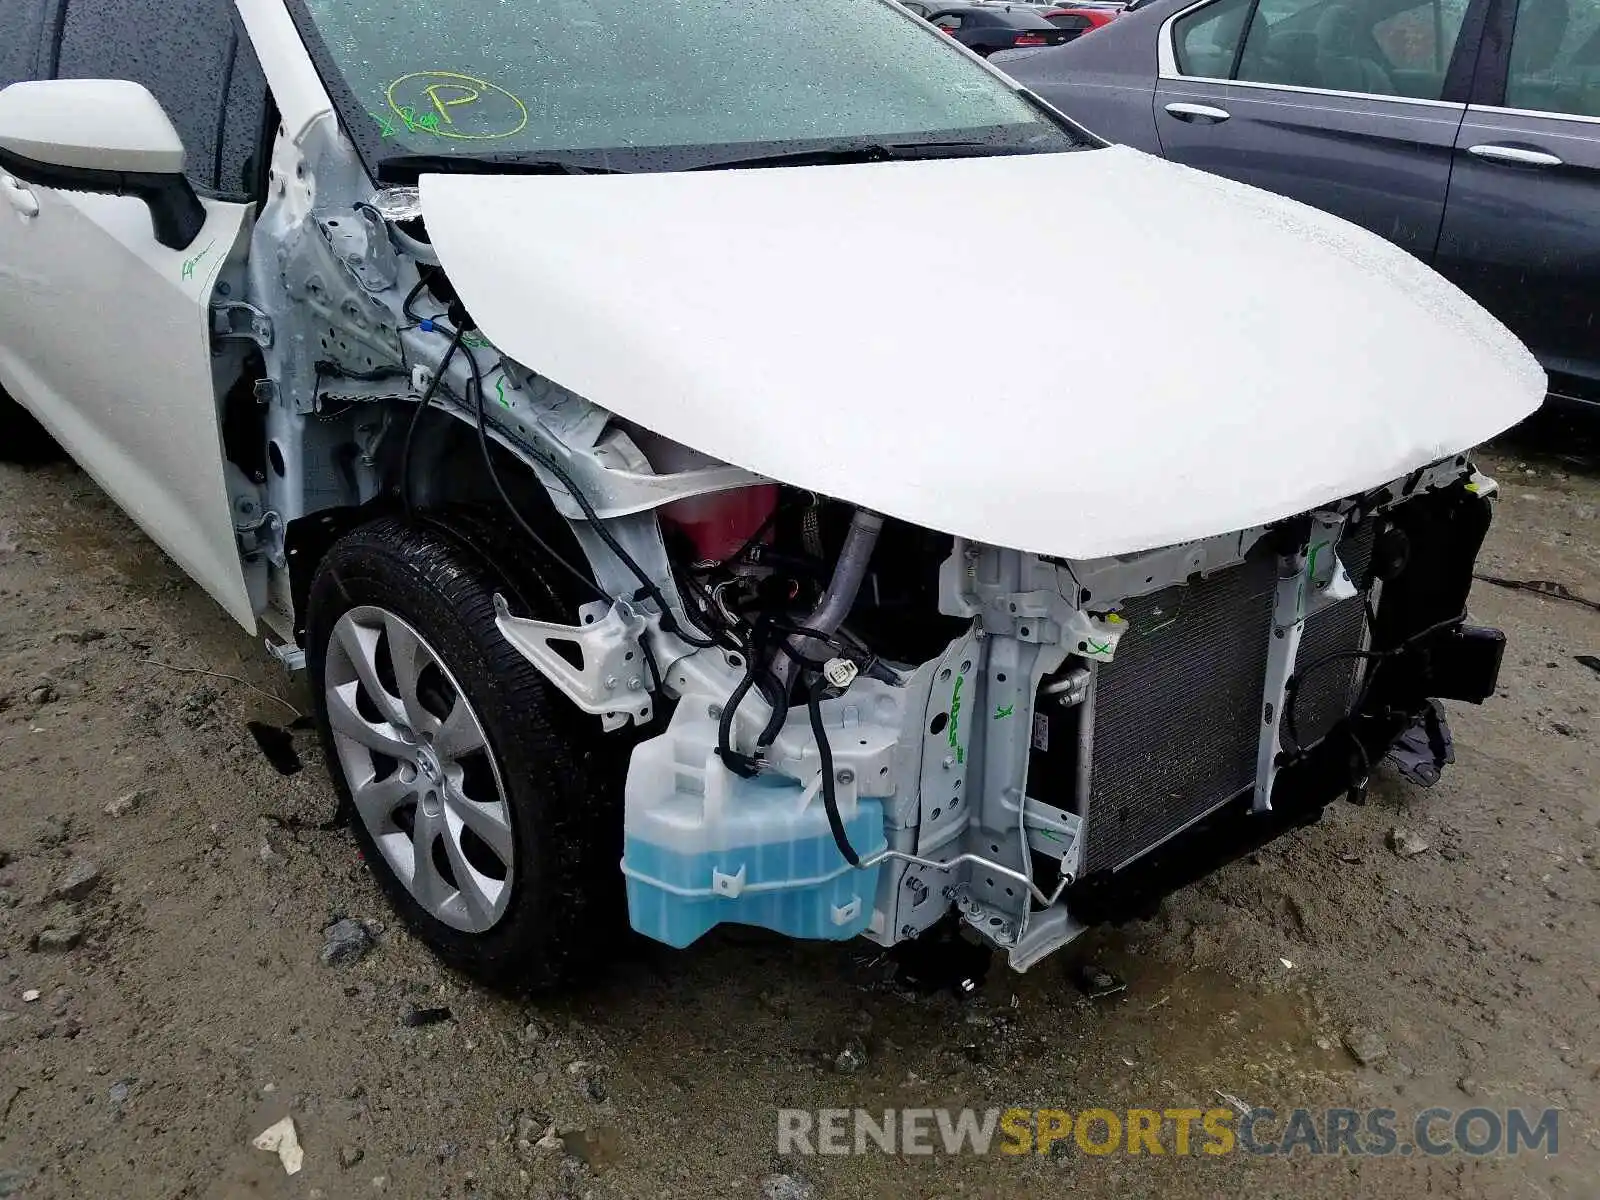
left=686, top=145, right=894, bottom=170
left=375, top=153, right=627, bottom=183
left=688, top=141, right=1053, bottom=171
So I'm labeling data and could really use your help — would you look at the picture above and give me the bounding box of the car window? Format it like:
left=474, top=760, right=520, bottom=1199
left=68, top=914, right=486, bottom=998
left=217, top=29, right=272, bottom=202
left=0, top=0, right=51, bottom=89
left=55, top=0, right=241, bottom=195
left=1173, top=0, right=1253, bottom=78
left=1504, top=0, right=1600, bottom=117
left=935, top=11, right=965, bottom=27
left=1177, top=0, right=1467, bottom=99
left=903, top=0, right=932, bottom=13
left=1051, top=13, right=1097, bottom=29
left=295, top=0, right=1073, bottom=168
left=1368, top=0, right=1471, bottom=95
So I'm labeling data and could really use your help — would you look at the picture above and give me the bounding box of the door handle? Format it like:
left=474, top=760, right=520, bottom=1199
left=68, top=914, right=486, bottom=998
left=1165, top=102, right=1231, bottom=123
left=0, top=174, right=39, bottom=218
left=1467, top=144, right=1562, bottom=167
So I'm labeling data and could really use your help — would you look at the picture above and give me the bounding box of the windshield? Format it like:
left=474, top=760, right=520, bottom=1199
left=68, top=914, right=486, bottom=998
left=292, top=0, right=1081, bottom=170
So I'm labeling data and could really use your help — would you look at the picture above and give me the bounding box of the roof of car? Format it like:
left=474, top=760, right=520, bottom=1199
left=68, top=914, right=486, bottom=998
left=928, top=5, right=1058, bottom=22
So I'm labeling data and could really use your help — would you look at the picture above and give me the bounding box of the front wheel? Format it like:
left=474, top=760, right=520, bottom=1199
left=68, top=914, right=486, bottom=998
left=306, top=515, right=622, bottom=988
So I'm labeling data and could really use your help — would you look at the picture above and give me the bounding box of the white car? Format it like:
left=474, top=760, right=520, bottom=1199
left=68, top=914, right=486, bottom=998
left=0, top=0, right=1543, bottom=988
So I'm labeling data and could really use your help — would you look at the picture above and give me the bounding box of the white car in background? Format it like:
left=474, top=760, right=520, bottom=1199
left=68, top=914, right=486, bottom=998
left=0, top=0, right=1542, bottom=988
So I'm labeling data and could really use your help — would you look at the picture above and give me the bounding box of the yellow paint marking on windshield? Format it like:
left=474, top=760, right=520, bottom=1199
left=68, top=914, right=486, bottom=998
left=424, top=82, right=480, bottom=125
left=385, top=71, right=528, bottom=141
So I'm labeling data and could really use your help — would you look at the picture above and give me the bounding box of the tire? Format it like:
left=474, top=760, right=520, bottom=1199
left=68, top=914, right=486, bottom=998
left=0, top=384, right=61, bottom=464
left=306, top=514, right=623, bottom=989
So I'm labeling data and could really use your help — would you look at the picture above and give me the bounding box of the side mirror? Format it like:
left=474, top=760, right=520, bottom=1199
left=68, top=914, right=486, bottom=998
left=0, top=79, right=205, bottom=250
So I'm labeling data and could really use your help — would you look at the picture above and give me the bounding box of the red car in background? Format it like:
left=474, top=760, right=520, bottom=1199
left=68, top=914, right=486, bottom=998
left=924, top=6, right=1071, bottom=55
left=1041, top=4, right=1120, bottom=39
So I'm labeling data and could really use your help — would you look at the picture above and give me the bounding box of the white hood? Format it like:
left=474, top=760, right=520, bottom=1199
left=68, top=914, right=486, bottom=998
left=420, top=145, right=1544, bottom=560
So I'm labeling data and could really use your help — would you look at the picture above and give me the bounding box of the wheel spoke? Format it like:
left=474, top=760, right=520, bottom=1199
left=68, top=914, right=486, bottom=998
left=444, top=782, right=514, bottom=864
left=350, top=772, right=416, bottom=827
left=434, top=697, right=486, bottom=760
left=335, top=618, right=407, bottom=728
left=440, top=819, right=499, bottom=926
left=409, top=805, right=449, bottom=913
left=383, top=614, right=441, bottom=738
left=327, top=682, right=412, bottom=758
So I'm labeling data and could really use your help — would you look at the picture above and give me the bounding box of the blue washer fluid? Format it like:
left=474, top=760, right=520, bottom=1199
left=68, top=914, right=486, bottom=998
left=621, top=728, right=886, bottom=949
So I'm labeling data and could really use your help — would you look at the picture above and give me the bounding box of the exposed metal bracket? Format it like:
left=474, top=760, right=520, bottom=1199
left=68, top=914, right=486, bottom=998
left=938, top=543, right=1128, bottom=662
left=265, top=638, right=306, bottom=672
left=235, top=508, right=284, bottom=565
left=946, top=883, right=1018, bottom=947
left=493, top=595, right=655, bottom=730
left=1252, top=511, right=1353, bottom=813
left=1006, top=904, right=1088, bottom=972
left=1010, top=796, right=1084, bottom=882
left=211, top=300, right=275, bottom=348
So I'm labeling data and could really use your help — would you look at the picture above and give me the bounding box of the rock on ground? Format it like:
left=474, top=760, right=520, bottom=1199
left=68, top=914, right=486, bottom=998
left=320, top=918, right=375, bottom=966
left=1386, top=828, right=1430, bottom=858
left=51, top=859, right=102, bottom=901
left=1342, top=1027, right=1388, bottom=1066
left=760, top=1173, right=816, bottom=1200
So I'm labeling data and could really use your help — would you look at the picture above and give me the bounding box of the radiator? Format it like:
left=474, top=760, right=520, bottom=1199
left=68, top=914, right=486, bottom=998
left=1079, top=524, right=1376, bottom=875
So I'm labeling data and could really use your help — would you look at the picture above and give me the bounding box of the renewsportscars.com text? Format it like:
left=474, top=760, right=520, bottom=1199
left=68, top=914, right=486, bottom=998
left=777, top=1106, right=1560, bottom=1157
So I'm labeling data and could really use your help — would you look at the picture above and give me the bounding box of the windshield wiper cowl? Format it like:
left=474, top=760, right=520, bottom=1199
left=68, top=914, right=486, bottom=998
left=375, top=153, right=627, bottom=183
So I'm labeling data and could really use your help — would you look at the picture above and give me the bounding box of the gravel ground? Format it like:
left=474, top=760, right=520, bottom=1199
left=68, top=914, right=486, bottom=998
left=0, top=425, right=1595, bottom=1199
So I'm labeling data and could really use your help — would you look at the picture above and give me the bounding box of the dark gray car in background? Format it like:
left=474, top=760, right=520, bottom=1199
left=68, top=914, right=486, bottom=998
left=997, top=0, right=1600, bottom=409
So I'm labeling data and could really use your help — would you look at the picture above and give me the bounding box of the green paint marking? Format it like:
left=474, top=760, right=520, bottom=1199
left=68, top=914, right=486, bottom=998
left=461, top=330, right=493, bottom=349
left=946, top=672, right=967, bottom=764
left=1306, top=540, right=1329, bottom=581
left=370, top=111, right=397, bottom=139
left=396, top=106, right=443, bottom=135
left=1086, top=638, right=1112, bottom=656
left=993, top=703, right=1014, bottom=721
left=1037, top=829, right=1062, bottom=843
left=494, top=376, right=511, bottom=409
left=180, top=240, right=215, bottom=282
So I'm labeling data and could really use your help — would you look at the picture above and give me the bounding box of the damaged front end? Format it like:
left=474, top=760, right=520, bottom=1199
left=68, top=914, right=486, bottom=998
left=500, top=450, right=1506, bottom=972
left=233, top=102, right=1525, bottom=978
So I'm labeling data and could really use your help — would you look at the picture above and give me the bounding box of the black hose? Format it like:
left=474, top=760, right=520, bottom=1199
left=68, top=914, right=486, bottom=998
left=806, top=677, right=860, bottom=868
left=716, top=618, right=791, bottom=773
left=400, top=322, right=466, bottom=519
left=467, top=366, right=609, bottom=604
left=517, top=443, right=721, bottom=649
left=715, top=668, right=762, bottom=777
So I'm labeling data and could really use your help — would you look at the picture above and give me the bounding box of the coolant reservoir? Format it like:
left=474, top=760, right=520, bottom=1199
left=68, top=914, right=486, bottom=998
left=621, top=713, right=885, bottom=948
left=630, top=426, right=779, bottom=563
left=658, top=484, right=779, bottom=563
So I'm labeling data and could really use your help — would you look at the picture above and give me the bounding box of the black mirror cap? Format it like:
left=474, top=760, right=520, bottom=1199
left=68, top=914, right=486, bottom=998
left=0, top=144, right=205, bottom=251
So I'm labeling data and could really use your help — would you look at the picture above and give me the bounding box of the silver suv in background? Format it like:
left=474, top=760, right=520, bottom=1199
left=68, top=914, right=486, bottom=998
left=999, top=0, right=1600, bottom=410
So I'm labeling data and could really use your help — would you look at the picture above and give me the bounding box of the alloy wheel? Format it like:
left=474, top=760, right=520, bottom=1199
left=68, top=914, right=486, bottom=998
left=324, top=605, right=514, bottom=933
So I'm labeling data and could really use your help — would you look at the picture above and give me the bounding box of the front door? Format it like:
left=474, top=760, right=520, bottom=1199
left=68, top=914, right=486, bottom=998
left=0, top=0, right=267, bottom=628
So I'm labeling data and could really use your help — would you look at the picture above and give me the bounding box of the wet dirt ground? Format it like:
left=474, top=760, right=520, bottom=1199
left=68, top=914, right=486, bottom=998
left=0, top=422, right=1596, bottom=1199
